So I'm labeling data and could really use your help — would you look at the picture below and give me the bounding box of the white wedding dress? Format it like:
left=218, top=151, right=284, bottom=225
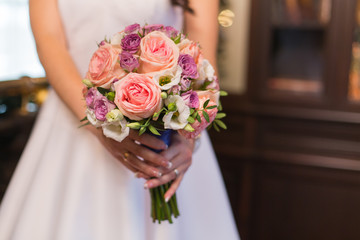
left=0, top=0, right=240, bottom=239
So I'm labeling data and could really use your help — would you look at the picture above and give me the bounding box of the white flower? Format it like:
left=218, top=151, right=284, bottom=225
left=177, top=39, right=191, bottom=48
left=111, top=31, right=125, bottom=45
left=153, top=66, right=182, bottom=90
left=102, top=118, right=130, bottom=142
left=198, top=59, right=215, bottom=81
left=106, top=109, right=124, bottom=122
left=193, top=59, right=215, bottom=89
left=86, top=109, right=102, bottom=128
left=163, top=95, right=190, bottom=130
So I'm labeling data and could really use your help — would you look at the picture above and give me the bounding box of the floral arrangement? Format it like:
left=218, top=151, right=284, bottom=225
left=81, top=23, right=227, bottom=223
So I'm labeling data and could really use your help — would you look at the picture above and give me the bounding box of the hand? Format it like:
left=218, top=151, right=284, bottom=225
left=90, top=127, right=172, bottom=178
left=144, top=133, right=194, bottom=202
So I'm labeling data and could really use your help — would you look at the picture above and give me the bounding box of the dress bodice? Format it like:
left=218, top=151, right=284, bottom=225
left=58, top=0, right=183, bottom=76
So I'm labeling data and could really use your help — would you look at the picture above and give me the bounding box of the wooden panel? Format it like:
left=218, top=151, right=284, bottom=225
left=249, top=162, right=360, bottom=240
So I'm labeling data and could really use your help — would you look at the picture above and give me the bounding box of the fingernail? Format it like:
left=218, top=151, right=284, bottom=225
left=164, top=144, right=168, bottom=149
left=135, top=172, right=140, bottom=178
left=153, top=170, right=162, bottom=178
left=165, top=196, right=170, bottom=203
left=144, top=183, right=148, bottom=189
left=162, top=161, right=172, bottom=169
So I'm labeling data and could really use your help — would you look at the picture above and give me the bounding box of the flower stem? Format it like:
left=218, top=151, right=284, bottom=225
left=160, top=185, right=173, bottom=223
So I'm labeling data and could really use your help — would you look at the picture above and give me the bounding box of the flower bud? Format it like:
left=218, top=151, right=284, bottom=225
left=82, top=79, right=94, bottom=88
left=184, top=124, right=195, bottom=132
left=106, top=109, right=124, bottom=122
left=160, top=92, right=168, bottom=99
left=127, top=122, right=141, bottom=129
left=106, top=92, right=115, bottom=101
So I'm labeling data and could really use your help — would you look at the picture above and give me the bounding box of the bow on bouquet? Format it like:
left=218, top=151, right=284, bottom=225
left=81, top=23, right=227, bottom=223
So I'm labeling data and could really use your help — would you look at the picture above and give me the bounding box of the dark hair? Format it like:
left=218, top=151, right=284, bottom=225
left=171, top=0, right=194, bottom=14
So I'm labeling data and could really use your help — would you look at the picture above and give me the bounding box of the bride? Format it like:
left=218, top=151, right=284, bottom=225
left=0, top=0, right=240, bottom=239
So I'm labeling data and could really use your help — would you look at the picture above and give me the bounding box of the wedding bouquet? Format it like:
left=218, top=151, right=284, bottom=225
left=81, top=23, right=227, bottom=223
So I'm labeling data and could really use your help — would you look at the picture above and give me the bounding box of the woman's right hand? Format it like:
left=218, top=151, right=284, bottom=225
left=91, top=127, right=172, bottom=178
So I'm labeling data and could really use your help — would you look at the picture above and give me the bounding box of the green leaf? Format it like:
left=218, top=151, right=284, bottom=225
left=78, top=121, right=91, bottom=128
left=220, top=90, right=228, bottom=97
left=215, top=113, right=226, bottom=119
left=196, top=112, right=202, bottom=123
left=190, top=108, right=195, bottom=115
left=80, top=116, right=88, bottom=122
left=97, top=87, right=109, bottom=96
left=187, top=116, right=195, bottom=124
left=206, top=105, right=217, bottom=110
left=213, top=123, right=220, bottom=132
left=218, top=100, right=223, bottom=111
left=148, top=125, right=160, bottom=136
left=139, top=126, right=147, bottom=135
left=215, top=119, right=227, bottom=130
left=203, top=99, right=210, bottom=109
left=200, top=80, right=212, bottom=90
left=202, top=110, right=210, bottom=123
left=173, top=34, right=182, bottom=44
left=206, top=123, right=213, bottom=130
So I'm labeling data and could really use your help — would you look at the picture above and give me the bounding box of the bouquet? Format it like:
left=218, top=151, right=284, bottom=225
left=81, top=23, right=227, bottom=223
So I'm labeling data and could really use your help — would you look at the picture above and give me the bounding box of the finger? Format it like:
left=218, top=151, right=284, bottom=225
left=125, top=152, right=163, bottom=178
left=129, top=131, right=167, bottom=150
left=134, top=172, right=151, bottom=179
left=164, top=174, right=183, bottom=202
left=144, top=160, right=189, bottom=189
left=160, top=142, right=180, bottom=161
left=127, top=143, right=171, bottom=169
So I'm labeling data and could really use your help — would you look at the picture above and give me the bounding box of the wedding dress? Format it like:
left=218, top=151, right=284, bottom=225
left=0, top=0, right=240, bottom=239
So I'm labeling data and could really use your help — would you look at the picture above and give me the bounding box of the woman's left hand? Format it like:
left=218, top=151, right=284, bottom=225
left=142, top=133, right=194, bottom=202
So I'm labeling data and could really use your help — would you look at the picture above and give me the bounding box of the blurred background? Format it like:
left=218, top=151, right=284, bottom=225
left=1, top=0, right=360, bottom=239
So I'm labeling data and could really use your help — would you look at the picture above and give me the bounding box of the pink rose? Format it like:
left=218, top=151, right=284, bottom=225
left=138, top=31, right=179, bottom=75
left=179, top=90, right=219, bottom=139
left=114, top=73, right=162, bottom=120
left=179, top=39, right=202, bottom=65
left=86, top=42, right=126, bottom=89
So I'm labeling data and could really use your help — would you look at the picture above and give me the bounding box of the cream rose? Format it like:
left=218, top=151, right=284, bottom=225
left=178, top=39, right=202, bottom=64
left=138, top=31, right=179, bottom=75
left=113, top=73, right=162, bottom=120
left=86, top=42, right=126, bottom=89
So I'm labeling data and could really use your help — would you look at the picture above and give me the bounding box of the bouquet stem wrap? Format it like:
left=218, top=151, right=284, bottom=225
left=148, top=129, right=179, bottom=224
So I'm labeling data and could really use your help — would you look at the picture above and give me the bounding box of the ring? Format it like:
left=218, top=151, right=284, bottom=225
left=173, top=168, right=179, bottom=178
left=123, top=152, right=130, bottom=160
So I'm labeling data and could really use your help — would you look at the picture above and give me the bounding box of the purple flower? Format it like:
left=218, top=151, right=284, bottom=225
left=168, top=85, right=180, bottom=95
left=124, top=23, right=140, bottom=34
left=121, top=34, right=141, bottom=53
left=120, top=52, right=139, bottom=72
left=163, top=26, right=179, bottom=38
left=94, top=96, right=115, bottom=121
left=178, top=54, right=199, bottom=79
left=99, top=40, right=106, bottom=46
left=181, top=90, right=199, bottom=109
left=86, top=87, right=99, bottom=109
left=144, top=24, right=164, bottom=35
left=180, top=76, right=192, bottom=91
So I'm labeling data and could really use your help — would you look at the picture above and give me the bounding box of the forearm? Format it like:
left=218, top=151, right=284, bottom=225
left=30, top=0, right=86, bottom=120
left=185, top=0, right=219, bottom=69
left=36, top=36, right=85, bottom=120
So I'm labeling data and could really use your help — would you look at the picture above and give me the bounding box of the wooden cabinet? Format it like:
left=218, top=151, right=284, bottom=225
left=210, top=0, right=360, bottom=239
